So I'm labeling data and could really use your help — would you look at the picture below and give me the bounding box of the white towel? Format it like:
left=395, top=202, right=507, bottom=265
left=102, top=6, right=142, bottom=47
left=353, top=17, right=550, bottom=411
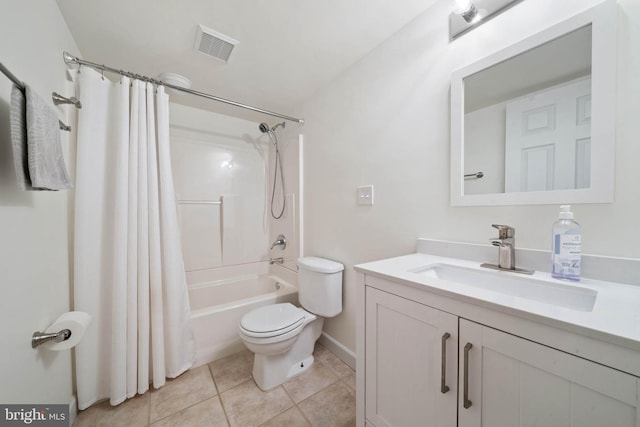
left=25, top=85, right=72, bottom=190
left=9, top=84, right=31, bottom=190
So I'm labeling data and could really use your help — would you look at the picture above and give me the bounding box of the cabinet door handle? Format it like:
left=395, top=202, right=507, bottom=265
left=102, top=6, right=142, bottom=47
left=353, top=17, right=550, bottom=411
left=441, top=332, right=451, bottom=394
left=463, top=342, right=473, bottom=409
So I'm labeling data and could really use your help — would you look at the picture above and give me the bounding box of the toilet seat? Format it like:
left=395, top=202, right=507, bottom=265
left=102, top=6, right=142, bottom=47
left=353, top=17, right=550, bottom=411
left=240, top=303, right=305, bottom=338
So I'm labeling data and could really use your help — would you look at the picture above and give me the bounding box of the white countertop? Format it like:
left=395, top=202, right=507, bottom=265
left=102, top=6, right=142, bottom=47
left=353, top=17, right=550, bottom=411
left=355, top=253, right=640, bottom=352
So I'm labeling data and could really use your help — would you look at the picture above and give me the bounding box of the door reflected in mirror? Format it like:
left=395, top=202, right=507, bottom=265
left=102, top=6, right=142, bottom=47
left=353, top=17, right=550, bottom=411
left=464, top=25, right=592, bottom=196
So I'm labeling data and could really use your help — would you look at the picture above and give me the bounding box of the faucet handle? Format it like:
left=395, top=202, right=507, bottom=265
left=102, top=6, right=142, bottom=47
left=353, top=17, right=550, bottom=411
left=491, top=224, right=514, bottom=239
left=270, top=234, right=287, bottom=250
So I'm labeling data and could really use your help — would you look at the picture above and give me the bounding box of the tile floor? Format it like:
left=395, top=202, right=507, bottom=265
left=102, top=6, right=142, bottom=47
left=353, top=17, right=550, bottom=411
left=73, top=344, right=356, bottom=427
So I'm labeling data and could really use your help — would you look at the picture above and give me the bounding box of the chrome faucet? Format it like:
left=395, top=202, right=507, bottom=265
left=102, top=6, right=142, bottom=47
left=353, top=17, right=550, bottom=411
left=269, top=257, right=284, bottom=265
left=481, top=224, right=534, bottom=275
left=492, top=224, right=516, bottom=270
left=270, top=234, right=287, bottom=250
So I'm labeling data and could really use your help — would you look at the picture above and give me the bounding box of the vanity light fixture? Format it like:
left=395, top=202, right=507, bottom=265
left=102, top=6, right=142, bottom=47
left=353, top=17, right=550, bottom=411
left=450, top=0, right=524, bottom=40
left=454, top=0, right=480, bottom=23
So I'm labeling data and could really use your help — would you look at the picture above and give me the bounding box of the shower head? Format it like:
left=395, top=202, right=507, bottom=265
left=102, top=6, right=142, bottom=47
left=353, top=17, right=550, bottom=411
left=259, top=122, right=271, bottom=133
left=258, top=122, right=286, bottom=133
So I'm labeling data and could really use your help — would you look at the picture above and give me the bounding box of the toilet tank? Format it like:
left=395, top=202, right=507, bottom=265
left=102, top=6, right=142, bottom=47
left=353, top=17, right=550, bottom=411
left=297, top=257, right=344, bottom=317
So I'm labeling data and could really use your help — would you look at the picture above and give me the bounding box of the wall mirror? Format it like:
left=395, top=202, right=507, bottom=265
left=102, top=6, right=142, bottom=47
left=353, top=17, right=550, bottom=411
left=450, top=0, right=616, bottom=206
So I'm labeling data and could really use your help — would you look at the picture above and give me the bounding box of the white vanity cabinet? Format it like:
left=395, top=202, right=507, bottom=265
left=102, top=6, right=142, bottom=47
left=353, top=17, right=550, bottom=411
left=358, top=272, right=640, bottom=427
left=459, top=319, right=640, bottom=427
left=365, top=287, right=457, bottom=427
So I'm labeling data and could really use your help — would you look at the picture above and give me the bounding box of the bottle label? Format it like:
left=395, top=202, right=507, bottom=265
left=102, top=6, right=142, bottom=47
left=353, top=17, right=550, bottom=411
left=553, top=234, right=581, bottom=278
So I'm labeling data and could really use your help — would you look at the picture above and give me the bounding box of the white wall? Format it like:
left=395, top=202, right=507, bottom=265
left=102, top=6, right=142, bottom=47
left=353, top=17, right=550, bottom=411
left=0, top=1, right=79, bottom=405
left=298, top=0, right=640, bottom=352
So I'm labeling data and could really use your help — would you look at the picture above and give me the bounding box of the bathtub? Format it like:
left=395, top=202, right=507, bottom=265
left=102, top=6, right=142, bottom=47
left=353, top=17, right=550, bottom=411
left=189, top=271, right=298, bottom=367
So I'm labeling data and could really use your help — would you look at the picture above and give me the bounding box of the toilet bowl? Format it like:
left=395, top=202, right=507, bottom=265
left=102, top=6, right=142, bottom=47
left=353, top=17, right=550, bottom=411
left=239, top=303, right=324, bottom=390
left=239, top=257, right=344, bottom=390
left=239, top=303, right=306, bottom=356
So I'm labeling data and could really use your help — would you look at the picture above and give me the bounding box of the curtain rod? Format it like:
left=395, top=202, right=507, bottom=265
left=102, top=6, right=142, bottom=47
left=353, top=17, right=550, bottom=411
left=62, top=51, right=305, bottom=125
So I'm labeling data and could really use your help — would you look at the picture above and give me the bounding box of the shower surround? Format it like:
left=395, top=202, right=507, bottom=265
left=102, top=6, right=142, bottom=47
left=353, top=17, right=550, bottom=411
left=169, top=103, right=299, bottom=365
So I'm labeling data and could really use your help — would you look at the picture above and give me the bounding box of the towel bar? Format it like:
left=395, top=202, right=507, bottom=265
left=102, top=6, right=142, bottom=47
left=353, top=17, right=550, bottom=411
left=52, top=92, right=82, bottom=109
left=2, top=64, right=73, bottom=132
left=464, top=171, right=484, bottom=180
left=177, top=200, right=222, bottom=205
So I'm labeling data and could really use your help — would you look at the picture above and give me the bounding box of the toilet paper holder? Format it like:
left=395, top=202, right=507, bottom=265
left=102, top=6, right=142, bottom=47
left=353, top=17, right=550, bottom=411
left=31, top=329, right=72, bottom=349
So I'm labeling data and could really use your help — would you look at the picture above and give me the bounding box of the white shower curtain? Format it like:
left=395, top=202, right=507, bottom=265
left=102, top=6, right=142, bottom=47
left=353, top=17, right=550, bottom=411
left=73, top=68, right=195, bottom=409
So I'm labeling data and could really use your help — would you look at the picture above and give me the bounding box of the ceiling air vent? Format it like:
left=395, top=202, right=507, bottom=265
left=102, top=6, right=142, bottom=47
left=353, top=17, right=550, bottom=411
left=194, top=24, right=238, bottom=63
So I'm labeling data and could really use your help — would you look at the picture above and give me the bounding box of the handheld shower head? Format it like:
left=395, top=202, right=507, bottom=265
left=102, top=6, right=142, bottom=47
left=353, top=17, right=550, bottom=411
left=258, top=122, right=286, bottom=133
left=259, top=122, right=271, bottom=133
left=257, top=121, right=287, bottom=219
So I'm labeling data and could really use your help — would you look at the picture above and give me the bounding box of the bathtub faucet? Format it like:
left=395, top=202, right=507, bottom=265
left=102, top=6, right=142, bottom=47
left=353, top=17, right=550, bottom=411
left=270, top=234, right=287, bottom=250
left=269, top=257, right=284, bottom=265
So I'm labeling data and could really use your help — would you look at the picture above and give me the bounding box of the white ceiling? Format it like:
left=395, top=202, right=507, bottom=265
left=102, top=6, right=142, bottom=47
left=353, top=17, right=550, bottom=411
left=56, top=0, right=437, bottom=123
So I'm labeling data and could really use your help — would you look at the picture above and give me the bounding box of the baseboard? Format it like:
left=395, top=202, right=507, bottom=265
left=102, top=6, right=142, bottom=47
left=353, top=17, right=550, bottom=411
left=69, top=395, right=77, bottom=426
left=318, top=332, right=356, bottom=370
left=193, top=339, right=247, bottom=368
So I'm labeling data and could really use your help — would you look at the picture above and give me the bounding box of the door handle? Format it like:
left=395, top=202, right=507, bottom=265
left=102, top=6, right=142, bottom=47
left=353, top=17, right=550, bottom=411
left=463, top=342, right=473, bottom=409
left=441, top=332, right=451, bottom=394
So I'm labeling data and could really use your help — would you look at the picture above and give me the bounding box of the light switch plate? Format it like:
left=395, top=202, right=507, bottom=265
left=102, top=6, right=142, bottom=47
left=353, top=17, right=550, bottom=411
left=357, top=185, right=374, bottom=206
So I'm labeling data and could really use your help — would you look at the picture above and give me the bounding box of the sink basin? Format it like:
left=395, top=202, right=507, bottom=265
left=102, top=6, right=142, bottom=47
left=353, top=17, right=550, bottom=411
left=412, top=263, right=597, bottom=312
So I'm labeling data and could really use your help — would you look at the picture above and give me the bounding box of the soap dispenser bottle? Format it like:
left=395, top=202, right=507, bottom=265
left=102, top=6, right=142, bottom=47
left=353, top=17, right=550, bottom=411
left=551, top=205, right=581, bottom=281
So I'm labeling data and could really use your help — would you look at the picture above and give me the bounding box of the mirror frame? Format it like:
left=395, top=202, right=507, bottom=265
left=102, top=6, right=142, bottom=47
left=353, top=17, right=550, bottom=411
left=450, top=0, right=617, bottom=206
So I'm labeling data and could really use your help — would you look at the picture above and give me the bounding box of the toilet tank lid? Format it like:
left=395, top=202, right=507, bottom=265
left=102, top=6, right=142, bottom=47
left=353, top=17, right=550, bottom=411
left=297, top=257, right=344, bottom=273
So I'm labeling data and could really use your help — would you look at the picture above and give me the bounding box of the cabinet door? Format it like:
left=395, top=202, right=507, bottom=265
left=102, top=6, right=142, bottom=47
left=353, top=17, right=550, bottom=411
left=459, top=319, right=640, bottom=427
left=365, top=287, right=458, bottom=427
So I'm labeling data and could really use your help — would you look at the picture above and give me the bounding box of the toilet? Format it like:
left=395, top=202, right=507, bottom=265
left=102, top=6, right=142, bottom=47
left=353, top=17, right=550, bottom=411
left=239, top=257, right=344, bottom=390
